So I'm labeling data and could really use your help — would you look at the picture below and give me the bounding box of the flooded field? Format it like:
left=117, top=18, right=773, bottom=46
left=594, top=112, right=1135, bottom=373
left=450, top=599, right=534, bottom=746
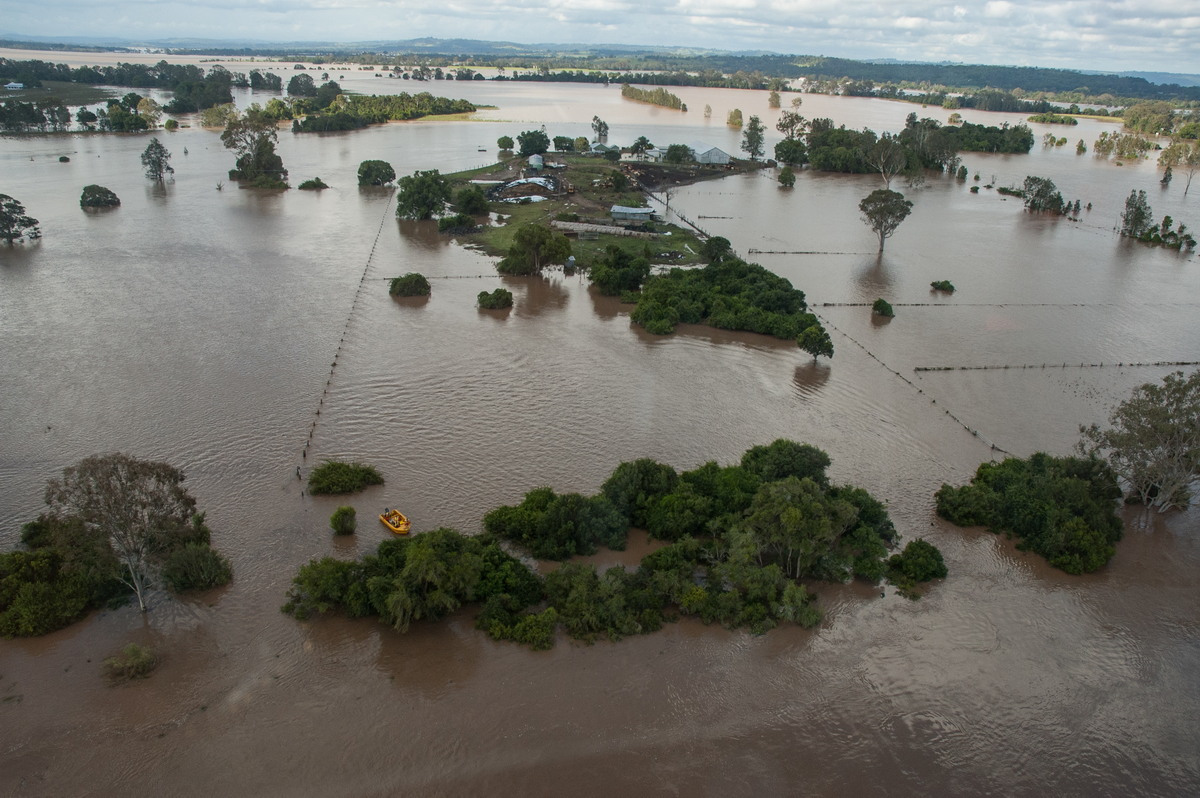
left=1, top=64, right=1198, bottom=795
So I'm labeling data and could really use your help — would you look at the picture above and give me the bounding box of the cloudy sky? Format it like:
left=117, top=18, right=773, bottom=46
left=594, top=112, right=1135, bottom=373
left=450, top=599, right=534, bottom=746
left=4, top=0, right=1197, bottom=74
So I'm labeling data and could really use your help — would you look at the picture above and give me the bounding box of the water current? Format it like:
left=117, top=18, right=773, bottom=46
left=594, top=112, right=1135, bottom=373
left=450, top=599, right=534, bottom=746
left=1, top=52, right=1197, bottom=795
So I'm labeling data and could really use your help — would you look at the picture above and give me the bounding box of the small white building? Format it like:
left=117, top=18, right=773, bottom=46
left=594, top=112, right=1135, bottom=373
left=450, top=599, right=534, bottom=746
left=4, top=82, right=24, bottom=90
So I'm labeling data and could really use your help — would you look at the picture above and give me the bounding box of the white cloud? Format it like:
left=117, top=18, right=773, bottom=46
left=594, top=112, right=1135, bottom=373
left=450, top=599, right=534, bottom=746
left=0, top=0, right=1195, bottom=73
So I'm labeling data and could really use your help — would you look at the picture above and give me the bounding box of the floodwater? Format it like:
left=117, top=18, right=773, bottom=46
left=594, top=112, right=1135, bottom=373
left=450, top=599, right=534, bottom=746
left=1, top=61, right=1198, bottom=796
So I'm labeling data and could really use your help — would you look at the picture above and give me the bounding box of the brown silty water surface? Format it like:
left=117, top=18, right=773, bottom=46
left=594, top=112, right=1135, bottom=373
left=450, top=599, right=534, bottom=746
left=1, top=64, right=1198, bottom=795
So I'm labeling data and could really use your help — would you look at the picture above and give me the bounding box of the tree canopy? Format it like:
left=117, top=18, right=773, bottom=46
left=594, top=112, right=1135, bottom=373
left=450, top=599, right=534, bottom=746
left=936, top=453, right=1122, bottom=574
left=1079, top=370, right=1200, bottom=512
left=141, top=137, right=173, bottom=182
left=80, top=185, right=120, bottom=208
left=859, top=189, right=913, bottom=251
left=741, top=114, right=765, bottom=160
left=221, top=106, right=287, bottom=188
left=395, top=170, right=451, bottom=220
left=497, top=224, right=572, bottom=275
left=41, top=454, right=223, bottom=612
left=0, top=194, right=41, bottom=244
left=357, top=159, right=396, bottom=186
left=517, top=129, right=550, bottom=157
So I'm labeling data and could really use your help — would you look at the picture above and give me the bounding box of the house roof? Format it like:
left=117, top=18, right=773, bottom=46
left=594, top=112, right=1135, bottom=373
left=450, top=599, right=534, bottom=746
left=611, top=205, right=654, bottom=215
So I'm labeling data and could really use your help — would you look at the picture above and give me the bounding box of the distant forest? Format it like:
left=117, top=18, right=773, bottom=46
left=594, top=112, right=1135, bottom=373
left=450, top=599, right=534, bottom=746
left=3, top=37, right=1199, bottom=105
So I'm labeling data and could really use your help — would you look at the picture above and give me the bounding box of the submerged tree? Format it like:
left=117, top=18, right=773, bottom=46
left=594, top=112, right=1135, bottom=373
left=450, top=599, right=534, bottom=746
left=357, top=159, right=396, bottom=186
left=591, top=115, right=609, bottom=142
left=141, top=138, right=174, bottom=182
left=866, top=134, right=908, bottom=189
left=1119, top=189, right=1153, bottom=238
left=797, top=324, right=833, bottom=361
left=741, top=115, right=766, bottom=160
left=497, top=223, right=572, bottom=275
left=1079, top=370, right=1200, bottom=512
left=80, top=185, right=120, bottom=208
left=1022, top=176, right=1065, bottom=214
left=858, top=189, right=913, bottom=251
left=43, top=454, right=209, bottom=612
left=1158, top=139, right=1200, bottom=195
left=0, top=194, right=41, bottom=244
left=395, top=170, right=451, bottom=220
left=221, top=106, right=287, bottom=188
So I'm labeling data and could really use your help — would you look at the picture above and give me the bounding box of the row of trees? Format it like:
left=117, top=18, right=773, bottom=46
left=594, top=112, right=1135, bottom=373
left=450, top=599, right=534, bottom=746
left=774, top=112, right=1033, bottom=180
left=620, top=84, right=686, bottom=111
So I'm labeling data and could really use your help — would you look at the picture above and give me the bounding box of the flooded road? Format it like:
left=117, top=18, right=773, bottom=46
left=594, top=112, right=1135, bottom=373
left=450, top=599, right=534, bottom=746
left=1, top=70, right=1198, bottom=795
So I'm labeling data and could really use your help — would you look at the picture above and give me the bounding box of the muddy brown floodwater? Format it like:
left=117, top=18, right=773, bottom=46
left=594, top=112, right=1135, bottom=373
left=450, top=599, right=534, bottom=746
left=1, top=64, right=1198, bottom=796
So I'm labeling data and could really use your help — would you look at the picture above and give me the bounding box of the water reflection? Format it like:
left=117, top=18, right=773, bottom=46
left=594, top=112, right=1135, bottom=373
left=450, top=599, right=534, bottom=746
left=587, top=284, right=625, bottom=320
left=396, top=218, right=449, bottom=250
left=374, top=613, right=483, bottom=697
left=513, top=274, right=569, bottom=317
left=854, top=253, right=893, bottom=298
left=146, top=182, right=171, bottom=201
left=792, top=360, right=831, bottom=397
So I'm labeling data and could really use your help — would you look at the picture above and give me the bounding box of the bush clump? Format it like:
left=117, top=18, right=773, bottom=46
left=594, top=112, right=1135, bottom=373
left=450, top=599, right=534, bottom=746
left=936, top=453, right=1122, bottom=574
left=357, top=159, right=396, bottom=186
left=103, top=643, right=158, bottom=682
left=330, top=506, right=357, bottom=535
left=438, top=213, right=477, bottom=233
left=454, top=185, right=490, bottom=215
left=477, top=288, right=514, bottom=309
left=297, top=177, right=329, bottom=190
left=872, top=298, right=894, bottom=317
left=282, top=440, right=944, bottom=650
left=160, top=543, right=233, bottom=592
left=307, top=460, right=384, bottom=495
left=631, top=256, right=822, bottom=341
left=389, top=273, right=431, bottom=297
left=886, top=539, right=948, bottom=599
left=930, top=280, right=955, bottom=292
left=80, top=185, right=120, bottom=208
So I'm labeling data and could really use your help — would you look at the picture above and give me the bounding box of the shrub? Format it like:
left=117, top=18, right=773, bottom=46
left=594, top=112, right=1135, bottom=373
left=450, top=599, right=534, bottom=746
left=872, top=298, right=894, bottom=317
left=58, top=155, right=70, bottom=163
left=454, top=185, right=490, bottom=215
left=164, top=119, right=179, bottom=131
left=389, top=273, right=431, bottom=297
left=935, top=453, right=1122, bottom=574
left=888, top=540, right=948, bottom=582
left=438, top=213, right=477, bottom=233
left=80, top=185, right=120, bottom=208
left=930, top=280, right=955, bottom=292
left=298, top=177, right=329, bottom=190
left=307, top=460, right=384, bottom=495
left=103, top=643, right=158, bottom=682
left=357, top=159, right=396, bottom=186
left=330, top=506, right=357, bottom=535
left=477, top=288, right=514, bottom=309
left=161, top=543, right=233, bottom=592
